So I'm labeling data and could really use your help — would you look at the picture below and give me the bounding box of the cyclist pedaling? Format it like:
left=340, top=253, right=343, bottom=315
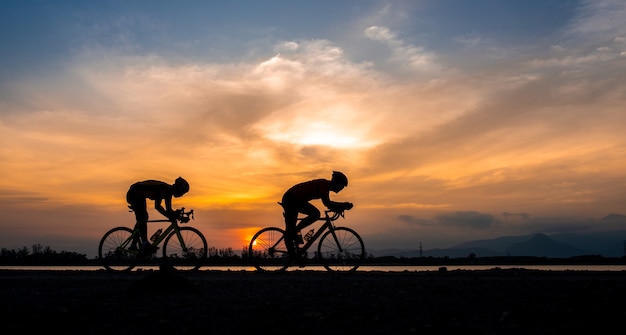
left=280, top=171, right=353, bottom=260
left=126, top=176, right=190, bottom=253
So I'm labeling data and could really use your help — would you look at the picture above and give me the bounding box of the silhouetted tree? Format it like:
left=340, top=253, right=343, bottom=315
left=0, top=245, right=89, bottom=265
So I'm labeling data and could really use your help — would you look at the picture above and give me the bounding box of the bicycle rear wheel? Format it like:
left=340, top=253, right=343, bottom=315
left=162, top=226, right=208, bottom=271
left=318, top=227, right=365, bottom=272
left=248, top=227, right=289, bottom=272
left=98, top=227, right=138, bottom=272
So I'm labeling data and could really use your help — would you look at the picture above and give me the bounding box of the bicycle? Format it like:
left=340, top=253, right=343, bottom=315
left=248, top=205, right=365, bottom=272
left=98, top=208, right=208, bottom=272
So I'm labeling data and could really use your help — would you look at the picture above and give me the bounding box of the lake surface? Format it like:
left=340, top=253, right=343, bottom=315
left=3, top=265, right=626, bottom=272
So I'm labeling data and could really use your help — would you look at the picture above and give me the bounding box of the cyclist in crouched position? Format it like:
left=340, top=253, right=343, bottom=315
left=126, top=176, right=190, bottom=253
left=280, top=171, right=353, bottom=260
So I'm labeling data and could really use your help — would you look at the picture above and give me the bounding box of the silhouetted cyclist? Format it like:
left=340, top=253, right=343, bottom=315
left=126, top=176, right=190, bottom=253
left=280, top=171, right=353, bottom=259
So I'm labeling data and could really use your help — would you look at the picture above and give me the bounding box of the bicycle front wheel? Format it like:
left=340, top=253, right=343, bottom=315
left=98, top=227, right=138, bottom=272
left=162, top=226, right=208, bottom=271
left=318, top=227, right=365, bottom=272
left=248, top=227, right=289, bottom=272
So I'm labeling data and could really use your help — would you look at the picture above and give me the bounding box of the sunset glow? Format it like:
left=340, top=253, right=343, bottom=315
left=2, top=1, right=626, bottom=257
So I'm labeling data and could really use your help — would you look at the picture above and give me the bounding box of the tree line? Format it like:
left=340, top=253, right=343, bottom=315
left=0, top=244, right=248, bottom=265
left=3, top=244, right=624, bottom=266
left=1, top=244, right=90, bottom=265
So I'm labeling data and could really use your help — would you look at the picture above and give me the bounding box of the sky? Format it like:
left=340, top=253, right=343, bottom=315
left=2, top=0, right=626, bottom=258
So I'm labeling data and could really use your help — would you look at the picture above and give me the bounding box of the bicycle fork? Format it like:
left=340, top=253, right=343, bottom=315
left=172, top=229, right=190, bottom=252
left=327, top=228, right=345, bottom=253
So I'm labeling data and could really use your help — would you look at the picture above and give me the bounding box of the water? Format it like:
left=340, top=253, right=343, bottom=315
left=2, top=264, right=626, bottom=272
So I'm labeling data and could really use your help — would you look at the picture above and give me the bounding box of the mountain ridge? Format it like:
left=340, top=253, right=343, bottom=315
left=368, top=230, right=626, bottom=258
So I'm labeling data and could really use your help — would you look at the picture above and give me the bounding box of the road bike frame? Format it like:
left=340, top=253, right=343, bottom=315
left=126, top=218, right=186, bottom=250
left=249, top=208, right=365, bottom=272
left=295, top=210, right=346, bottom=257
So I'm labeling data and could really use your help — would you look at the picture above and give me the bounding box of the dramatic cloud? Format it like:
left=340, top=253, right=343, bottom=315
left=1, top=1, right=626, bottom=256
left=364, top=25, right=440, bottom=73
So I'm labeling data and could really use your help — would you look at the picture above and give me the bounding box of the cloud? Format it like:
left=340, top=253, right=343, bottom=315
left=364, top=25, right=397, bottom=42
left=502, top=212, right=530, bottom=220
left=398, top=215, right=430, bottom=227
left=399, top=211, right=498, bottom=230
left=3, top=38, right=418, bottom=210
left=364, top=25, right=440, bottom=73
left=434, top=211, right=498, bottom=229
left=568, top=0, right=626, bottom=36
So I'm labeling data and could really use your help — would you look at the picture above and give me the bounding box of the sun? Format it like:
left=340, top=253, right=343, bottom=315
left=257, top=119, right=378, bottom=149
left=292, top=125, right=364, bottom=148
left=253, top=104, right=382, bottom=149
left=240, top=228, right=264, bottom=248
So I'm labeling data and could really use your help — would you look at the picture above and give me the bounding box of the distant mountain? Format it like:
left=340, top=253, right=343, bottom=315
left=452, top=235, right=531, bottom=253
left=550, top=231, right=626, bottom=257
left=367, top=230, right=626, bottom=258
left=371, top=248, right=418, bottom=257
left=602, top=213, right=626, bottom=221
left=423, top=247, right=500, bottom=258
left=505, top=233, right=591, bottom=258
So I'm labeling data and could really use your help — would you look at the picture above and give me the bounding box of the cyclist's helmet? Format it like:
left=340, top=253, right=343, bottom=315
left=173, top=176, right=190, bottom=197
left=331, top=171, right=348, bottom=187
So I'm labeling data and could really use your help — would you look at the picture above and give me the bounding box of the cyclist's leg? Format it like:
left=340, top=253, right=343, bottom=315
left=295, top=202, right=320, bottom=231
left=128, top=198, right=148, bottom=248
left=281, top=203, right=300, bottom=256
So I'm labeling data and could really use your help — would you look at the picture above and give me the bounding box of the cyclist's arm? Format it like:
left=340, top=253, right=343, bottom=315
left=321, top=193, right=352, bottom=211
left=154, top=196, right=174, bottom=218
left=330, top=201, right=353, bottom=211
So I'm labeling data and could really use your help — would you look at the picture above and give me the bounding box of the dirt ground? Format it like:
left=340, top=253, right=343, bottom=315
left=2, top=268, right=626, bottom=334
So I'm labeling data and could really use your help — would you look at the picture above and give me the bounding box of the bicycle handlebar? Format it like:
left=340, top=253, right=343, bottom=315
left=278, top=202, right=352, bottom=221
left=325, top=208, right=347, bottom=221
left=174, top=207, right=194, bottom=223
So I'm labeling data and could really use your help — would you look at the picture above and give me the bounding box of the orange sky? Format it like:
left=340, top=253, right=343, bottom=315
left=2, top=1, right=626, bottom=257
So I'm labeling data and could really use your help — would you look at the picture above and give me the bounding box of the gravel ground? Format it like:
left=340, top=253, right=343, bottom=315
left=2, top=268, right=626, bottom=334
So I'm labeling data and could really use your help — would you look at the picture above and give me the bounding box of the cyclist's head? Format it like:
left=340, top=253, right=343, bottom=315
left=172, top=177, right=190, bottom=197
left=330, top=171, right=348, bottom=192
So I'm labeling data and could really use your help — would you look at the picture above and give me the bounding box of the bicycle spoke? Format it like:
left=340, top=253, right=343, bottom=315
left=98, top=227, right=138, bottom=272
left=163, top=227, right=207, bottom=272
left=249, top=227, right=289, bottom=272
left=318, top=227, right=365, bottom=272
